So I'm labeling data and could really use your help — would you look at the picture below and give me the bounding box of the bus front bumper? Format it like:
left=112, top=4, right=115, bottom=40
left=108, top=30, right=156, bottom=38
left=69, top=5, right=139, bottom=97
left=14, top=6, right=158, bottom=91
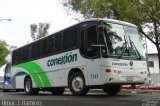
left=103, top=68, right=148, bottom=85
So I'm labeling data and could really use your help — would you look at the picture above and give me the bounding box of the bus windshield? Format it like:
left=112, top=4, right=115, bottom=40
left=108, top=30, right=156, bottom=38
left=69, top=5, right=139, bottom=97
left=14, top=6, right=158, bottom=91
left=101, top=21, right=146, bottom=59
left=4, top=62, right=11, bottom=83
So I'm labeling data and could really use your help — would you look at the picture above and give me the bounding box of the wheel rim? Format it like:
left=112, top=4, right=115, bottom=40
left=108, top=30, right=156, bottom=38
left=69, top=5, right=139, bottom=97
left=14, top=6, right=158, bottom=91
left=25, top=81, right=31, bottom=92
left=72, top=76, right=84, bottom=91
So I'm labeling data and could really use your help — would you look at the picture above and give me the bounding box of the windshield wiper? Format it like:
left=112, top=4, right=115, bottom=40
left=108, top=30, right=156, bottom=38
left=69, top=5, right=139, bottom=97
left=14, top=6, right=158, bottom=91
left=128, top=35, right=141, bottom=59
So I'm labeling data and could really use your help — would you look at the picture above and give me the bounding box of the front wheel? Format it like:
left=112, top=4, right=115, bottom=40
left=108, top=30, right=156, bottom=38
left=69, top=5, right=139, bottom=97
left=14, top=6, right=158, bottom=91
left=24, top=77, right=39, bottom=95
left=103, top=85, right=121, bottom=95
left=69, top=72, right=89, bottom=96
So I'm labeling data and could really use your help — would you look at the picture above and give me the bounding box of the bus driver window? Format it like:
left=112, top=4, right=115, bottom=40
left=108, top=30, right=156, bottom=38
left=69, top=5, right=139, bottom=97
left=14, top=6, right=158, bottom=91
left=86, top=25, right=98, bottom=58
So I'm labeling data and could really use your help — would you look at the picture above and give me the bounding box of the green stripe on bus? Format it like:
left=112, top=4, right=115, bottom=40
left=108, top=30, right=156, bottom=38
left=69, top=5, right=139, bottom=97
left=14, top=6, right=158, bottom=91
left=14, top=62, right=51, bottom=88
left=14, top=63, right=42, bottom=87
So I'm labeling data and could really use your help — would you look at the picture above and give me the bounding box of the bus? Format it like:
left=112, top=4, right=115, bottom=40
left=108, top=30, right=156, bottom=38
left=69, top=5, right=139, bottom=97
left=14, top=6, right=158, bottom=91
left=11, top=18, right=148, bottom=95
left=3, top=62, right=13, bottom=92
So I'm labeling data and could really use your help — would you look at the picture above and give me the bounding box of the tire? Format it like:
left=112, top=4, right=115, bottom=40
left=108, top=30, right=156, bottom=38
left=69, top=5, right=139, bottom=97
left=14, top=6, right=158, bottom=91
left=3, top=89, right=9, bottom=92
left=51, top=87, right=65, bottom=95
left=24, top=77, right=39, bottom=95
left=69, top=72, right=89, bottom=96
left=103, top=85, right=121, bottom=95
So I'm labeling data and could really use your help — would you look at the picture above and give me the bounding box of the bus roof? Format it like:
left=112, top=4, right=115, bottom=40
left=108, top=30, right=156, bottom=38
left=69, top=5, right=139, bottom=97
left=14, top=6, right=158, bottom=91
left=13, top=18, right=137, bottom=51
left=82, top=18, right=137, bottom=28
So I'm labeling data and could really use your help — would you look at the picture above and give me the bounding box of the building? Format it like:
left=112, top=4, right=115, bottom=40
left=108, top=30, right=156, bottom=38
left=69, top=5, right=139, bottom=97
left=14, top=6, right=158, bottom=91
left=148, top=53, right=160, bottom=84
left=148, top=53, right=159, bottom=74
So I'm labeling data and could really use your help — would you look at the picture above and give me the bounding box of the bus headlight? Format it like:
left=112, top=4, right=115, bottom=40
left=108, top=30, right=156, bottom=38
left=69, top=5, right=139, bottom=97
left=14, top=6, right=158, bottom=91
left=113, top=70, right=117, bottom=73
left=106, top=69, right=111, bottom=73
left=5, top=82, right=8, bottom=85
left=140, top=71, right=148, bottom=74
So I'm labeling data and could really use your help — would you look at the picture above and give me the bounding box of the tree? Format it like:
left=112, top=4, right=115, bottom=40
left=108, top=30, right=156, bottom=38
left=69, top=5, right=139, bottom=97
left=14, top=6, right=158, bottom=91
left=62, top=0, right=111, bottom=18
left=62, top=0, right=160, bottom=68
left=0, top=40, right=9, bottom=67
left=30, top=23, right=50, bottom=40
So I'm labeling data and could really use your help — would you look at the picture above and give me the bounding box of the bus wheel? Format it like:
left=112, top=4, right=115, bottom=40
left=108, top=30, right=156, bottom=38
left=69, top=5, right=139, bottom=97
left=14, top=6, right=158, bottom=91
left=103, top=85, right=121, bottom=95
left=24, top=77, right=39, bottom=95
left=51, top=87, right=65, bottom=95
left=69, top=72, right=89, bottom=96
left=3, top=89, right=9, bottom=92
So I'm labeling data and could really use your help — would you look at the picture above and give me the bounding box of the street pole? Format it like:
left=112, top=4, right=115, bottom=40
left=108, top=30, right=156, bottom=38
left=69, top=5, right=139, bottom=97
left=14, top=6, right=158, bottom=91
left=0, top=19, right=12, bottom=22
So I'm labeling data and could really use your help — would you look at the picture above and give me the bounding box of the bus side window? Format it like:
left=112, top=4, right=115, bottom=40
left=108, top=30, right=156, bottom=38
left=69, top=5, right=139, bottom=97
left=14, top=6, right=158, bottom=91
left=86, top=25, right=98, bottom=58
left=12, top=51, right=18, bottom=65
left=41, top=38, right=48, bottom=56
left=70, top=27, right=77, bottom=48
left=28, top=46, right=32, bottom=60
left=55, top=33, right=62, bottom=52
left=37, top=38, right=48, bottom=58
left=80, top=29, right=85, bottom=56
left=18, top=50, right=22, bottom=63
left=63, top=29, right=70, bottom=50
left=48, top=35, right=55, bottom=54
left=63, top=27, right=77, bottom=51
left=21, top=47, right=27, bottom=62
left=31, top=43, right=37, bottom=59
left=37, top=41, right=41, bottom=57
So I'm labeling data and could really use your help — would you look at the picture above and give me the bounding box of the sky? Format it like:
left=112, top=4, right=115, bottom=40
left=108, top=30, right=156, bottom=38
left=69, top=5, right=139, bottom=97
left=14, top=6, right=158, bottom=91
left=0, top=0, right=157, bottom=54
left=0, top=0, right=78, bottom=47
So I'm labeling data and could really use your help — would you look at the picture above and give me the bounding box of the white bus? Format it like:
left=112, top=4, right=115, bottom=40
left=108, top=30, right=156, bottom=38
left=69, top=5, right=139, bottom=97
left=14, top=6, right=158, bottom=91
left=11, top=19, right=148, bottom=95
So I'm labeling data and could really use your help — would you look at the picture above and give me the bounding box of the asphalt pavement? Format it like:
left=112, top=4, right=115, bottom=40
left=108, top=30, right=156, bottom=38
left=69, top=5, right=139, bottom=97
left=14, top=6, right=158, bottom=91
left=0, top=90, right=160, bottom=106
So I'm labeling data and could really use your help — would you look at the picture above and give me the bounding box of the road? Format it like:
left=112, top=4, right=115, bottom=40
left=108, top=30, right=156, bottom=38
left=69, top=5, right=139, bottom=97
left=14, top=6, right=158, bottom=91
left=0, top=90, right=160, bottom=106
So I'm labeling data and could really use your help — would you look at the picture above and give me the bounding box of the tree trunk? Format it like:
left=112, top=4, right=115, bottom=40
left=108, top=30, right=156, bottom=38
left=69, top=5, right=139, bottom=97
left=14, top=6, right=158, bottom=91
left=155, top=44, right=160, bottom=71
left=158, top=50, right=160, bottom=70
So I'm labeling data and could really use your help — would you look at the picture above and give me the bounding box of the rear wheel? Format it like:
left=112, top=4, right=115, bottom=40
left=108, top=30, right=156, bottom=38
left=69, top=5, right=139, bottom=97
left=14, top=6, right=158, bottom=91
left=103, top=85, right=121, bottom=95
left=24, top=77, right=39, bottom=95
left=3, top=89, right=9, bottom=92
left=69, top=72, right=89, bottom=96
left=51, top=87, right=65, bottom=95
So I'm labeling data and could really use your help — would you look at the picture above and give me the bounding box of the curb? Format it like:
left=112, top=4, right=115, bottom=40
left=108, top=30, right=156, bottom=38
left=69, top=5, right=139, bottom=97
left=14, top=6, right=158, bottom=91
left=64, top=88, right=160, bottom=94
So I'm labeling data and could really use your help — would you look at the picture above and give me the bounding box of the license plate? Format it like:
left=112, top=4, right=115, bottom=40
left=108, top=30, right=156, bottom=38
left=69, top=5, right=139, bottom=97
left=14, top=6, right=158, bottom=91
left=127, top=76, right=133, bottom=82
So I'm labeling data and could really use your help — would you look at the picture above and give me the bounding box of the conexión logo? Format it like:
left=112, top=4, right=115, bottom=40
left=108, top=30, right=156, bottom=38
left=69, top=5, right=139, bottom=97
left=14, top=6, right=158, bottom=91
left=112, top=62, right=128, bottom=66
left=47, top=52, right=77, bottom=67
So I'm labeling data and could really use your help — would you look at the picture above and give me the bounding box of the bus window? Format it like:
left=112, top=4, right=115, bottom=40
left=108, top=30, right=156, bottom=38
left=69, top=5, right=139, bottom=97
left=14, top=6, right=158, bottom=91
left=63, top=29, right=70, bottom=50
left=28, top=46, right=32, bottom=60
left=37, top=38, right=48, bottom=57
left=21, top=47, right=27, bottom=62
left=55, top=33, right=62, bottom=52
left=12, top=51, right=18, bottom=65
left=80, top=29, right=85, bottom=56
left=31, top=43, right=37, bottom=59
left=48, top=35, right=55, bottom=54
left=70, top=27, right=77, bottom=48
left=86, top=25, right=98, bottom=58
left=63, top=27, right=77, bottom=51
left=18, top=50, right=22, bottom=63
left=41, top=38, right=48, bottom=56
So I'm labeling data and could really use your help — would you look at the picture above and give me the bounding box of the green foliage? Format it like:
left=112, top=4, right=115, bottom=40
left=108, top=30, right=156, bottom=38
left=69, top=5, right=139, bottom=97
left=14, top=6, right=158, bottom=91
left=30, top=23, right=50, bottom=40
left=0, top=40, right=9, bottom=67
left=62, top=0, right=111, bottom=18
